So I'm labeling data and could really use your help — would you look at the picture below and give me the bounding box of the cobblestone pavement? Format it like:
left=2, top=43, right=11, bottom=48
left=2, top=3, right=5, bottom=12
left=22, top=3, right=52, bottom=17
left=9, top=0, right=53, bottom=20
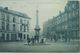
left=0, top=40, right=79, bottom=52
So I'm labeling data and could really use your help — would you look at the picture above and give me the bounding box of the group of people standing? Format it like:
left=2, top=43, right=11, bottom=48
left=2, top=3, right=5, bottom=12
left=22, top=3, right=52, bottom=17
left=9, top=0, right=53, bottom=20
left=26, top=35, right=44, bottom=45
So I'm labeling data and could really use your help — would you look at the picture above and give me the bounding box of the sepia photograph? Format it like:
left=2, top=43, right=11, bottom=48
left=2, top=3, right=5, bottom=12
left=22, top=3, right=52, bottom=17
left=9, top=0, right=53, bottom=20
left=0, top=0, right=79, bottom=52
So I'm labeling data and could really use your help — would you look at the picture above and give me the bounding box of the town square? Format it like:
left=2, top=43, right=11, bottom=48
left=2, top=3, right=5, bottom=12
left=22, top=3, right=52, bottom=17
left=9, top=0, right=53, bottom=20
left=0, top=0, right=79, bottom=52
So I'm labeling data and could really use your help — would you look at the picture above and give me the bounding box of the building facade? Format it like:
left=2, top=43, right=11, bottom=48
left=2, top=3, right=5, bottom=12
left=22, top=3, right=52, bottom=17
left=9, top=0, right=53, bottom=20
left=43, top=1, right=79, bottom=41
left=0, top=7, right=31, bottom=41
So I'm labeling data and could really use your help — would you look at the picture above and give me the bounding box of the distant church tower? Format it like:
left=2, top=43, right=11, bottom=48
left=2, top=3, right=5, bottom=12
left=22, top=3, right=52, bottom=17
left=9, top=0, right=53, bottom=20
left=34, top=9, right=40, bottom=43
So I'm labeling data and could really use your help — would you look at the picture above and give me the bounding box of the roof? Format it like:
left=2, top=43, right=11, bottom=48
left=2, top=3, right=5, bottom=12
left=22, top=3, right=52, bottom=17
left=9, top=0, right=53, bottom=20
left=0, top=7, right=31, bottom=19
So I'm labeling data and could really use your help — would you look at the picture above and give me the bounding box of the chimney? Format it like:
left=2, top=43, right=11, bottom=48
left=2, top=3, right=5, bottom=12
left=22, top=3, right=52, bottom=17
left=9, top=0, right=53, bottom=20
left=4, top=7, right=8, bottom=10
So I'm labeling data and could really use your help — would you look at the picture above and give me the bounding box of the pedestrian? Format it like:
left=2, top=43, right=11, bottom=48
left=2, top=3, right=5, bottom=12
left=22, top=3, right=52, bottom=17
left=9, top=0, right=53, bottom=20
left=53, top=35, right=57, bottom=42
left=27, top=38, right=30, bottom=45
left=31, top=36, right=35, bottom=45
left=41, top=38, right=44, bottom=43
left=27, top=35, right=30, bottom=45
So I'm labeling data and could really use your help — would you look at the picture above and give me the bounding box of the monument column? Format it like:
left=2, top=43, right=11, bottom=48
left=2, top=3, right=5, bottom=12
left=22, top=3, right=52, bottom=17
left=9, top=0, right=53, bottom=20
left=34, top=9, right=40, bottom=43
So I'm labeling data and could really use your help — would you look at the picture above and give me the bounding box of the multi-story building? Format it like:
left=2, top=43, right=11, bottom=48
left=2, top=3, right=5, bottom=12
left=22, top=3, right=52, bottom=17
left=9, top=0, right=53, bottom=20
left=43, top=1, right=79, bottom=41
left=65, top=1, right=79, bottom=41
left=0, top=7, right=31, bottom=41
left=43, top=19, right=53, bottom=39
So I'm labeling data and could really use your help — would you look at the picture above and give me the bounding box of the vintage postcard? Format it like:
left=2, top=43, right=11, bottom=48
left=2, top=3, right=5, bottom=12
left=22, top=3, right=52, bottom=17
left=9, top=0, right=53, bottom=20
left=0, top=0, right=79, bottom=53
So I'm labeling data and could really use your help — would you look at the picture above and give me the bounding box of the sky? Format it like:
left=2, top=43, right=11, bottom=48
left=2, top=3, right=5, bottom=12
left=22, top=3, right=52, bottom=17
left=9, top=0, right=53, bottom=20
left=0, top=0, right=68, bottom=31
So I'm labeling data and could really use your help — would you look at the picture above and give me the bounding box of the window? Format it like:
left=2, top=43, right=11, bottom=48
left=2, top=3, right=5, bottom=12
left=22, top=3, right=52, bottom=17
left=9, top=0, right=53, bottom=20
left=13, top=17, right=15, bottom=22
left=2, top=33, right=5, bottom=40
left=68, top=6, right=71, bottom=11
left=13, top=24, right=15, bottom=31
left=76, top=2, right=79, bottom=9
left=20, top=19, right=22, bottom=23
left=27, top=20, right=29, bottom=24
left=27, top=25, right=29, bottom=31
left=2, top=33, right=5, bottom=36
left=7, top=14, right=9, bottom=22
left=69, top=13, right=71, bottom=19
left=1, top=13, right=5, bottom=21
left=24, top=34, right=26, bottom=39
left=72, top=4, right=75, bottom=9
left=6, top=23, right=9, bottom=30
left=24, top=26, right=26, bottom=32
left=76, top=9, right=79, bottom=17
left=20, top=25, right=22, bottom=31
left=2, top=22, right=5, bottom=30
left=7, top=34, right=9, bottom=40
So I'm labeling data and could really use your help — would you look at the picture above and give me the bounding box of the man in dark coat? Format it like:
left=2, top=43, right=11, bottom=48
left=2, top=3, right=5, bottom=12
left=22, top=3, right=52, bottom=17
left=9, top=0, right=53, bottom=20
left=27, top=35, right=30, bottom=45
left=53, top=34, right=57, bottom=42
left=31, top=36, right=35, bottom=44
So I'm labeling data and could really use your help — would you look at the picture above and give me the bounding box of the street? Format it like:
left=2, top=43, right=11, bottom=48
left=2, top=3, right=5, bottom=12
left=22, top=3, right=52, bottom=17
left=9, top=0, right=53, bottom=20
left=0, top=0, right=79, bottom=53
left=0, top=41, right=79, bottom=52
